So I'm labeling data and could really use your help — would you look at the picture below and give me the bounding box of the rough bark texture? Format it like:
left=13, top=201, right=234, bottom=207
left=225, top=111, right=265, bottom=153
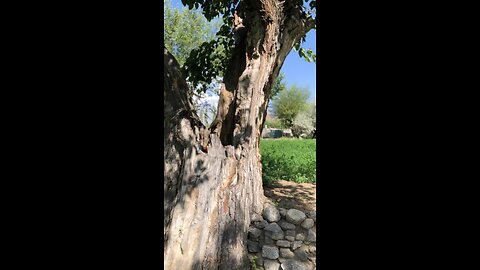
left=164, top=0, right=315, bottom=269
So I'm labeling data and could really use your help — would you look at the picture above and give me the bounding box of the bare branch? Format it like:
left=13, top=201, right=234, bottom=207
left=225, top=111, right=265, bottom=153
left=305, top=16, right=316, bottom=34
left=164, top=47, right=207, bottom=148
left=164, top=47, right=195, bottom=116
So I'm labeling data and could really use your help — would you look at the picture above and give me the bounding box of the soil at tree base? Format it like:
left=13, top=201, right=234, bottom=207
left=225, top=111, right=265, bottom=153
left=263, top=180, right=316, bottom=212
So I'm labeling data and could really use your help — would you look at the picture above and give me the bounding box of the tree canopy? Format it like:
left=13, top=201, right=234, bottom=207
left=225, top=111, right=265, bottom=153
left=272, top=84, right=310, bottom=128
left=292, top=101, right=316, bottom=137
left=164, top=0, right=224, bottom=125
left=179, top=0, right=316, bottom=93
left=164, top=0, right=223, bottom=69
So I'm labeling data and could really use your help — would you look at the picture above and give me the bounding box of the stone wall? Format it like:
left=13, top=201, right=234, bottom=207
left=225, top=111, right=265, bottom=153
left=247, top=204, right=316, bottom=270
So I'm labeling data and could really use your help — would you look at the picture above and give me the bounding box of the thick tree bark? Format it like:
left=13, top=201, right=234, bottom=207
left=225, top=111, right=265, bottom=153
left=164, top=1, right=314, bottom=269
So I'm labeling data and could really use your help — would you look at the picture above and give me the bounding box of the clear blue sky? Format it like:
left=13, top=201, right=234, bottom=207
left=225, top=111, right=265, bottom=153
left=168, top=0, right=317, bottom=101
left=282, top=30, right=316, bottom=101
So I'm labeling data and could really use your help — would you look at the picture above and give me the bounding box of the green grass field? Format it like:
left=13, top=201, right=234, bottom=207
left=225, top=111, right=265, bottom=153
left=260, top=138, right=316, bottom=185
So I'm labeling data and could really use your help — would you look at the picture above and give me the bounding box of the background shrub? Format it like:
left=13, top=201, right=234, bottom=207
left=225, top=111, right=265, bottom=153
left=291, top=102, right=315, bottom=137
left=264, top=118, right=284, bottom=129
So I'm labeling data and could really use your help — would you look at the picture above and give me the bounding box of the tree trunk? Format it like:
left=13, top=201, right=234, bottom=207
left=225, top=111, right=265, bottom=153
left=164, top=1, right=315, bottom=269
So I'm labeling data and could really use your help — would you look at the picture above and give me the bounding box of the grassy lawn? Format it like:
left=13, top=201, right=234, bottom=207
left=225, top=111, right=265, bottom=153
left=260, top=138, right=316, bottom=185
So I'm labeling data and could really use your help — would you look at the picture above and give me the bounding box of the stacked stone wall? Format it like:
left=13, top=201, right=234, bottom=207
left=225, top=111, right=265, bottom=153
left=247, top=204, right=317, bottom=270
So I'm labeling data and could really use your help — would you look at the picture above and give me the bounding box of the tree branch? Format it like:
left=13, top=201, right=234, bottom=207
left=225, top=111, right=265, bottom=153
left=164, top=47, right=195, bottom=118
left=304, top=16, right=316, bottom=34
left=164, top=47, right=207, bottom=150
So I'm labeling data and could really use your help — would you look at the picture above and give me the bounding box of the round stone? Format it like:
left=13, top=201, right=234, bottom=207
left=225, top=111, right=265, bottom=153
left=263, top=204, right=281, bottom=222
left=247, top=240, right=261, bottom=252
left=307, top=210, right=316, bottom=222
left=285, top=230, right=296, bottom=237
left=276, top=240, right=291, bottom=248
left=307, top=229, right=316, bottom=243
left=300, top=218, right=314, bottom=229
left=292, top=241, right=303, bottom=250
left=278, top=220, right=296, bottom=230
left=248, top=227, right=262, bottom=239
left=294, top=247, right=309, bottom=261
left=262, top=245, right=279, bottom=260
left=264, top=235, right=275, bottom=245
left=285, top=236, right=295, bottom=241
left=280, top=248, right=295, bottom=259
left=280, top=259, right=312, bottom=270
left=295, top=233, right=305, bottom=241
left=263, top=259, right=280, bottom=270
left=255, top=219, right=268, bottom=229
left=286, top=209, right=306, bottom=225
left=264, top=223, right=284, bottom=240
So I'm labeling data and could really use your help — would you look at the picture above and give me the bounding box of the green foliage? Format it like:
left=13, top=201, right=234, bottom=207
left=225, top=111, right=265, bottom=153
left=272, top=85, right=310, bottom=128
left=293, top=36, right=316, bottom=63
left=264, top=118, right=283, bottom=129
left=182, top=37, right=232, bottom=93
left=292, top=102, right=316, bottom=137
left=164, top=0, right=222, bottom=68
left=294, top=46, right=316, bottom=63
left=260, top=139, right=316, bottom=185
left=179, top=0, right=239, bottom=93
left=181, top=0, right=239, bottom=22
left=250, top=255, right=259, bottom=270
left=173, top=0, right=316, bottom=95
left=292, top=0, right=316, bottom=62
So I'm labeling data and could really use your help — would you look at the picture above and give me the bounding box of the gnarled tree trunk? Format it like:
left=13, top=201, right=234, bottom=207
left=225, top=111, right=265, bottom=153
left=164, top=1, right=315, bottom=269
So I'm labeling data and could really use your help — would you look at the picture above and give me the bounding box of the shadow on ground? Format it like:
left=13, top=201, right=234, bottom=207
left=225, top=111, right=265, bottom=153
left=263, top=180, right=317, bottom=212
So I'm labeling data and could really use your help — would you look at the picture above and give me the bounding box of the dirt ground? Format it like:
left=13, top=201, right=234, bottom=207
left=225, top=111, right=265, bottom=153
left=263, top=180, right=317, bottom=212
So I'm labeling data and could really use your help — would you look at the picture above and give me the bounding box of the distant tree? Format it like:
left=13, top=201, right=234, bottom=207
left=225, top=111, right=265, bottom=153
left=272, top=84, right=310, bottom=128
left=164, top=0, right=222, bottom=68
left=196, top=98, right=217, bottom=126
left=192, top=80, right=221, bottom=127
left=262, top=72, right=287, bottom=132
left=292, top=102, right=316, bottom=137
left=164, top=0, right=222, bottom=126
left=264, top=118, right=283, bottom=129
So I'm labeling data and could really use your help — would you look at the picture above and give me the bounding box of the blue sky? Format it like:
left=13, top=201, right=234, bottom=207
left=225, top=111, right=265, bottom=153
left=168, top=0, right=316, bottom=101
left=282, top=30, right=316, bottom=101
